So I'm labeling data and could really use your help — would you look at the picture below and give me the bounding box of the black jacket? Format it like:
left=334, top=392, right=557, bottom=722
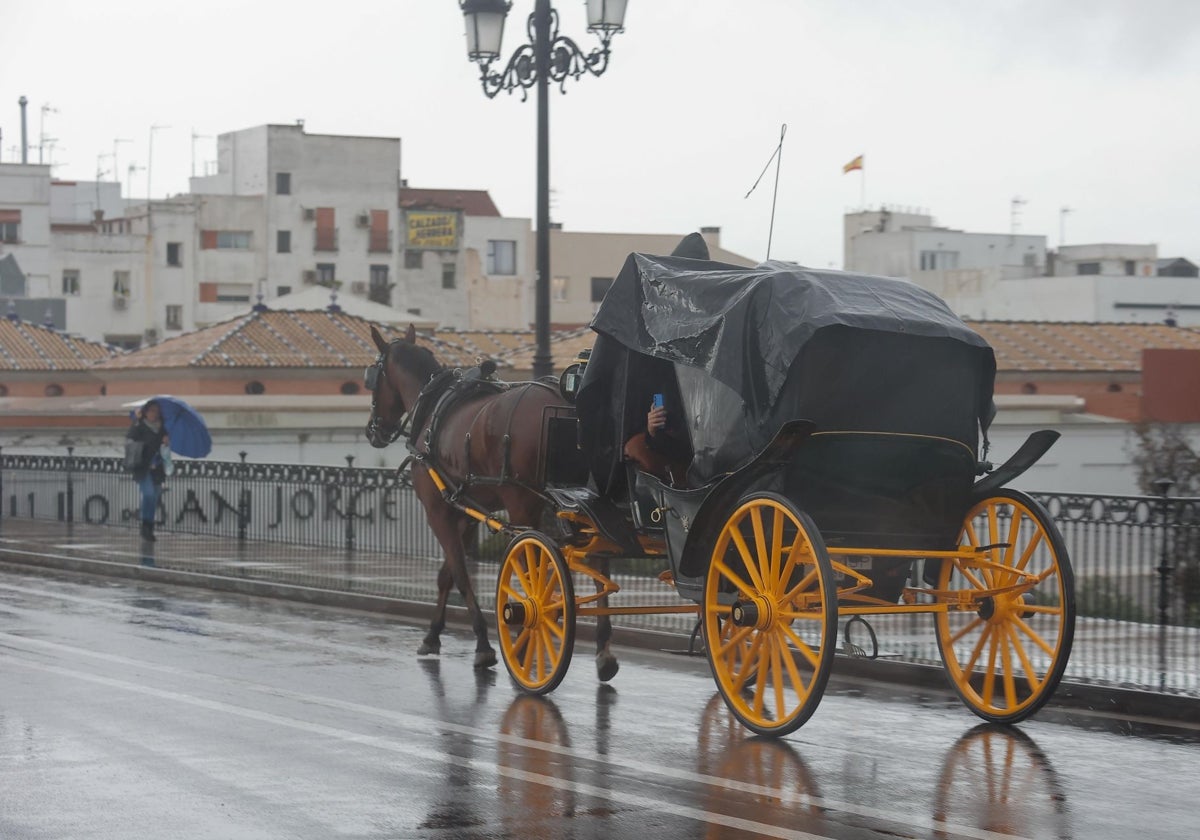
left=126, top=420, right=167, bottom=483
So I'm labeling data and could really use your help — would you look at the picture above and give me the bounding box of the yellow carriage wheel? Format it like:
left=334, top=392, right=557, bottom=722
left=703, top=492, right=837, bottom=738
left=496, top=532, right=576, bottom=695
left=936, top=490, right=1075, bottom=723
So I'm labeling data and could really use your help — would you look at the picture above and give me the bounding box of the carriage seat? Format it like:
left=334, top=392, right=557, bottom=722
left=544, top=486, right=641, bottom=555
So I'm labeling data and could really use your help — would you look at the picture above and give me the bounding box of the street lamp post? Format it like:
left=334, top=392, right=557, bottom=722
left=460, top=0, right=628, bottom=379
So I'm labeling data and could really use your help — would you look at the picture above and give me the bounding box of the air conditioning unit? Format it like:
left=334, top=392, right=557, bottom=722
left=355, top=213, right=370, bottom=228
left=143, top=328, right=159, bottom=344
left=302, top=207, right=316, bottom=221
left=302, top=269, right=317, bottom=284
left=112, top=296, right=128, bottom=310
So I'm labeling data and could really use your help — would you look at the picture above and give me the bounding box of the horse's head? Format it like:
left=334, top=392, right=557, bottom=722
left=364, top=323, right=441, bottom=449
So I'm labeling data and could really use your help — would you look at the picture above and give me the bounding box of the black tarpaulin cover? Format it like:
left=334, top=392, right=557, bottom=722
left=576, top=254, right=997, bottom=494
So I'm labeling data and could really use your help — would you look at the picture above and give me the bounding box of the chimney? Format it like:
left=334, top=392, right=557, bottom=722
left=19, top=96, right=29, bottom=164
left=700, top=226, right=721, bottom=246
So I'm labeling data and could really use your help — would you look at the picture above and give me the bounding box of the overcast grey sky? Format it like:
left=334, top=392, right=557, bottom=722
left=2, top=0, right=1197, bottom=271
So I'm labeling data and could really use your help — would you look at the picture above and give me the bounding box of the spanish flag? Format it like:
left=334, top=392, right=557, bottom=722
left=843, top=154, right=864, bottom=174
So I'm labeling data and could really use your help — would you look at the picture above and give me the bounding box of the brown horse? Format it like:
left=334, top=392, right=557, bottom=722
left=365, top=324, right=620, bottom=681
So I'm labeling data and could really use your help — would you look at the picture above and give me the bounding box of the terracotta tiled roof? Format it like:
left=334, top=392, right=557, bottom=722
left=95, top=310, right=489, bottom=371
left=972, top=322, right=1200, bottom=372
left=398, top=188, right=500, bottom=217
left=0, top=319, right=118, bottom=371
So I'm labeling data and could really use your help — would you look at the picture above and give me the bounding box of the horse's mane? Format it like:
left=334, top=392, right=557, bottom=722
left=391, top=339, right=443, bottom=383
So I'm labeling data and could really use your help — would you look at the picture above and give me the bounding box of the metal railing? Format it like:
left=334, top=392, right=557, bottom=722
left=2, top=448, right=1197, bottom=695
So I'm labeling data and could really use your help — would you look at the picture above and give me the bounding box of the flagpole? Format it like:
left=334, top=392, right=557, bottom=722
left=860, top=165, right=866, bottom=211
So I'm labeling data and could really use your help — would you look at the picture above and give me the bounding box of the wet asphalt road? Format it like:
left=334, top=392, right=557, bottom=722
left=2, top=566, right=1198, bottom=840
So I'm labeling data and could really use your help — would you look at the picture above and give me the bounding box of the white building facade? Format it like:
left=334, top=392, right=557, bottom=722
left=844, top=209, right=1200, bottom=325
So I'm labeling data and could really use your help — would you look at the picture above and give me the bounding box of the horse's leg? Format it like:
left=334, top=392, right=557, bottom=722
left=418, top=563, right=453, bottom=656
left=425, top=511, right=496, bottom=669
left=593, top=556, right=620, bottom=683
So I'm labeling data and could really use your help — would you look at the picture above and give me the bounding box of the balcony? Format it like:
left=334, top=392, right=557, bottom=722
left=314, top=227, right=339, bottom=253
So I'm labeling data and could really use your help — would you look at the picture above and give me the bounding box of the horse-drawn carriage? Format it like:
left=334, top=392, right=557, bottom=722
left=365, top=247, right=1075, bottom=738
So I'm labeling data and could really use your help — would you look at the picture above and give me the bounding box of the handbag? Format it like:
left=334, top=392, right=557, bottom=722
left=160, top=445, right=175, bottom=477
left=123, top=438, right=145, bottom=472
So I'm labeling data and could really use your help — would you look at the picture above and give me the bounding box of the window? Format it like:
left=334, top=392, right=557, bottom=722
left=487, top=239, right=517, bottom=275
left=245, top=381, right=266, bottom=395
left=275, top=172, right=291, bottom=195
left=215, top=283, right=252, bottom=302
left=44, top=384, right=64, bottom=397
left=113, top=271, right=131, bottom=297
left=0, top=209, right=20, bottom=243
left=316, top=263, right=336, bottom=286
left=404, top=249, right=423, bottom=269
left=552, top=276, right=568, bottom=302
left=407, top=307, right=422, bottom=316
left=217, top=231, right=251, bottom=249
left=62, top=269, right=81, bottom=296
left=202, top=230, right=252, bottom=249
left=369, top=264, right=391, bottom=306
left=918, top=250, right=960, bottom=271
left=1077, top=262, right=1101, bottom=275
left=591, top=277, right=613, bottom=303
left=340, top=381, right=360, bottom=395
left=166, top=242, right=182, bottom=267
left=165, top=305, right=183, bottom=330
left=1125, top=260, right=1136, bottom=276
left=277, top=230, right=291, bottom=253
left=276, top=285, right=292, bottom=297
left=442, top=262, right=456, bottom=289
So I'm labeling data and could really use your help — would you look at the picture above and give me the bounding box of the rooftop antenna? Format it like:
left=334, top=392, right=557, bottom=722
left=39, top=103, right=58, bottom=164
left=1010, top=195, right=1028, bottom=234
left=112, top=138, right=131, bottom=191
left=190, top=128, right=212, bottom=178
left=744, top=123, right=788, bottom=261
left=1059, top=206, right=1073, bottom=247
left=127, top=162, right=145, bottom=200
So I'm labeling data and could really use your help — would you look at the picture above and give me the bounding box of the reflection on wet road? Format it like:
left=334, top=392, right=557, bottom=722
left=1, top=567, right=1197, bottom=839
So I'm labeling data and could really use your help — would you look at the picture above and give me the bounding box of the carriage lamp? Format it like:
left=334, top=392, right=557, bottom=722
left=460, top=0, right=629, bottom=379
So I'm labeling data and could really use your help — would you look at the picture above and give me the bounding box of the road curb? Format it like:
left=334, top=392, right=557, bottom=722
left=3, top=542, right=1197, bottom=725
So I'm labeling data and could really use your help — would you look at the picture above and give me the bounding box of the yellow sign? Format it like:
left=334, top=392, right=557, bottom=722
left=406, top=211, right=458, bottom=250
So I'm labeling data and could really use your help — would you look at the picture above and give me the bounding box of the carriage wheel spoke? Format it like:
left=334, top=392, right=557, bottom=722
left=1000, top=624, right=1017, bottom=708
left=775, top=532, right=806, bottom=598
left=713, top=558, right=758, bottom=601
left=769, top=633, right=786, bottom=716
left=730, top=526, right=768, bottom=593
left=951, top=559, right=989, bottom=593
left=1015, top=527, right=1045, bottom=577
left=500, top=583, right=525, bottom=603
left=752, top=639, right=769, bottom=717
left=715, top=624, right=754, bottom=658
left=781, top=565, right=819, bottom=605
left=751, top=507, right=771, bottom=587
left=779, top=632, right=807, bottom=696
left=731, top=634, right=764, bottom=691
left=780, top=622, right=821, bottom=669
left=950, top=615, right=985, bottom=646
left=963, top=622, right=994, bottom=675
left=981, top=631, right=1000, bottom=707
left=1008, top=622, right=1042, bottom=694
left=1012, top=614, right=1057, bottom=658
left=511, top=626, right=530, bottom=656
left=768, top=508, right=785, bottom=591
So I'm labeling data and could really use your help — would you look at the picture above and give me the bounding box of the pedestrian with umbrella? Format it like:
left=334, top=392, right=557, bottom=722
left=126, top=400, right=170, bottom=542
left=124, top=395, right=212, bottom=542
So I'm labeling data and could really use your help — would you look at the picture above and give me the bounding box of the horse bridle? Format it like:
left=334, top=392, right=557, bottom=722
left=364, top=342, right=409, bottom=446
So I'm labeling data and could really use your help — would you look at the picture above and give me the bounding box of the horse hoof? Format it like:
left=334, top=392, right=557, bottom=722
left=596, top=652, right=620, bottom=683
left=417, top=641, right=440, bottom=656
left=474, top=648, right=498, bottom=669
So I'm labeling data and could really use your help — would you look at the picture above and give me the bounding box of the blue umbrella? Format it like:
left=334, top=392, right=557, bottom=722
left=137, top=395, right=212, bottom=458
